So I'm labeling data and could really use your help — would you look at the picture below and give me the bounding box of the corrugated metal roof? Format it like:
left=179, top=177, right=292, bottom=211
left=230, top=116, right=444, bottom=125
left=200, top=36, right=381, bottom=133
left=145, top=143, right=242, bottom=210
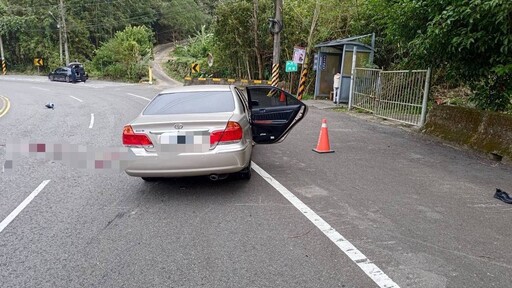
left=315, top=37, right=374, bottom=51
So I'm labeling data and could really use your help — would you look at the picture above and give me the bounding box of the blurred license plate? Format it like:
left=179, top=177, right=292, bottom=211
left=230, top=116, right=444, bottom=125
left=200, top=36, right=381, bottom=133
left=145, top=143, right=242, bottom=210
left=158, top=131, right=209, bottom=153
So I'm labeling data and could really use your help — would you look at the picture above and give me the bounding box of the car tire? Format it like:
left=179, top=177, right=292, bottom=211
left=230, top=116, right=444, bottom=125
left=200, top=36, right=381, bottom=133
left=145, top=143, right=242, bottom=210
left=141, top=177, right=159, bottom=182
left=237, top=161, right=252, bottom=180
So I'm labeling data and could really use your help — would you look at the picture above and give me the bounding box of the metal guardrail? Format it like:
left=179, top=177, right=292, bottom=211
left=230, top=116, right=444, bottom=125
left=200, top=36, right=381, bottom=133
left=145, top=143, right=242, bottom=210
left=350, top=68, right=431, bottom=127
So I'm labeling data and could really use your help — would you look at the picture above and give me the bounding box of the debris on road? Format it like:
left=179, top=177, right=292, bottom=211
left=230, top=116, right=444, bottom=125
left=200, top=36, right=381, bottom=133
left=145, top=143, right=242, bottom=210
left=494, top=188, right=512, bottom=204
left=45, top=103, right=54, bottom=109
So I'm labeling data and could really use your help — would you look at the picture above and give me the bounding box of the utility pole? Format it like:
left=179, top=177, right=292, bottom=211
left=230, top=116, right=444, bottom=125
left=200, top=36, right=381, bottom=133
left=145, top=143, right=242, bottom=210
left=0, top=35, right=6, bottom=75
left=49, top=11, right=63, bottom=65
left=59, top=0, right=69, bottom=65
left=58, top=23, right=63, bottom=65
left=270, top=0, right=283, bottom=87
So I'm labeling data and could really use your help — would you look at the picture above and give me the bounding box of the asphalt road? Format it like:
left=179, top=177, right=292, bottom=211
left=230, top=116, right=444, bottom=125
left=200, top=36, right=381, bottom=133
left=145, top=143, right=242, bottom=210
left=0, top=76, right=511, bottom=288
left=152, top=43, right=183, bottom=89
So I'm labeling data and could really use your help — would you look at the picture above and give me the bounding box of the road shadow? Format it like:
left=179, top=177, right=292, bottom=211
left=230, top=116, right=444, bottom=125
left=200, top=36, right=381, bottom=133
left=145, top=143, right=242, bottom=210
left=133, top=174, right=254, bottom=204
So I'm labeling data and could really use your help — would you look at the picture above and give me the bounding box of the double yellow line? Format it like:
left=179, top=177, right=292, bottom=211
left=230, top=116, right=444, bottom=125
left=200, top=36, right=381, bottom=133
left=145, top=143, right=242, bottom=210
left=0, top=95, right=11, bottom=118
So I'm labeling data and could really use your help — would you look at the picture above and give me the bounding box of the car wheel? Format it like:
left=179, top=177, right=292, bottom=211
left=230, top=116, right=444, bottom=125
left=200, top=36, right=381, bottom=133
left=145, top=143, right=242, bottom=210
left=237, top=161, right=252, bottom=180
left=141, top=177, right=159, bottom=182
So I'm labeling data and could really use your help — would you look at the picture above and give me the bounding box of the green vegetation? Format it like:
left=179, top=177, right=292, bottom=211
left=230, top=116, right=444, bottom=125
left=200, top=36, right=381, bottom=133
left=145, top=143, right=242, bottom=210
left=165, top=26, right=214, bottom=81
left=1, top=0, right=511, bottom=110
left=0, top=0, right=213, bottom=81
left=349, top=0, right=512, bottom=112
left=90, top=26, right=153, bottom=82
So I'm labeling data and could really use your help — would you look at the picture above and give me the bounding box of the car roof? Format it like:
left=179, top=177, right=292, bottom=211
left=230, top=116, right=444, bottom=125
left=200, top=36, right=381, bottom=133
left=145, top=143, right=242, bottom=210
left=159, top=85, right=233, bottom=94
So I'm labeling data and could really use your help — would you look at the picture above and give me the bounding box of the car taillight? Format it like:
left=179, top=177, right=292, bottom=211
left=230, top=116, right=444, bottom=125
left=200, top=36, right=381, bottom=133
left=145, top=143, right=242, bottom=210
left=122, top=125, right=153, bottom=147
left=210, top=121, right=243, bottom=146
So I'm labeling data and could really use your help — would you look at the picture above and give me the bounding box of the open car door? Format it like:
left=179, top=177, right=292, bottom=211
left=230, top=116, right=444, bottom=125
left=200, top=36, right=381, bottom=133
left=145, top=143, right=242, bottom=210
left=245, top=86, right=308, bottom=144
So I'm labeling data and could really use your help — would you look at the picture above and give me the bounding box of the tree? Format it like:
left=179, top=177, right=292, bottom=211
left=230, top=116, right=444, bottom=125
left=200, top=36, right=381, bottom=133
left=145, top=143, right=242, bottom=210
left=91, top=26, right=154, bottom=82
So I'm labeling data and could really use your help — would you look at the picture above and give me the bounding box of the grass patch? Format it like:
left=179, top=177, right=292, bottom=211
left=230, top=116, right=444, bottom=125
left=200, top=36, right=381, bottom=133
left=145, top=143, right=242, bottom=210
left=353, top=107, right=373, bottom=114
left=301, top=93, right=314, bottom=100
left=333, top=106, right=348, bottom=112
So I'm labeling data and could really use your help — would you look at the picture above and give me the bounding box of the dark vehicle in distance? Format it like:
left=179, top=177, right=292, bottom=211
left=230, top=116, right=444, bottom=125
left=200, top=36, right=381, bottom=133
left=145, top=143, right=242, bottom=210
left=48, top=67, right=76, bottom=83
left=67, top=62, right=88, bottom=82
left=48, top=62, right=88, bottom=83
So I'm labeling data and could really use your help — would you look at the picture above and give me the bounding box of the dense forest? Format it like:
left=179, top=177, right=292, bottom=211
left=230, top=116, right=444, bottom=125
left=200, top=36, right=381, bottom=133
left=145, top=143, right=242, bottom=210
left=0, top=0, right=214, bottom=76
left=1, top=0, right=511, bottom=112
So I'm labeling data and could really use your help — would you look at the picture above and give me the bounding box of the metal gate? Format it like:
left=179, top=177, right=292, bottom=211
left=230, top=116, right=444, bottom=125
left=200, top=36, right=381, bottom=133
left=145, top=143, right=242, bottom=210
left=349, top=68, right=431, bottom=126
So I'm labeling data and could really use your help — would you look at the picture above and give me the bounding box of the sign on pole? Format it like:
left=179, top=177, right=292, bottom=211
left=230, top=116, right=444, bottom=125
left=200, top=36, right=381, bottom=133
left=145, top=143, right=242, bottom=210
left=293, top=46, right=305, bottom=64
left=33, top=58, right=44, bottom=66
left=191, top=63, right=200, bottom=73
left=285, top=61, right=298, bottom=73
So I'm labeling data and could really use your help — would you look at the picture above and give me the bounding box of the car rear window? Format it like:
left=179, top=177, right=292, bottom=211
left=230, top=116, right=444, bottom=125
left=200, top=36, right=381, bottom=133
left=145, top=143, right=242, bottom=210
left=143, top=91, right=235, bottom=115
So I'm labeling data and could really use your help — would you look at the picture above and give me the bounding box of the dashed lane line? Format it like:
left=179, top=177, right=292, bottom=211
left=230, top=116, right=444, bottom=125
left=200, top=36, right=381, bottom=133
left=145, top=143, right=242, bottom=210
left=31, top=87, right=51, bottom=92
left=251, top=162, right=400, bottom=288
left=127, top=93, right=151, bottom=102
left=89, top=113, right=94, bottom=129
left=69, top=95, right=84, bottom=102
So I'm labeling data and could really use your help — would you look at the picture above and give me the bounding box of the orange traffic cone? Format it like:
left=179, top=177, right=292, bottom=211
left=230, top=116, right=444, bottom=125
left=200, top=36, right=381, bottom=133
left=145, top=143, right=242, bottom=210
left=279, top=91, right=286, bottom=102
left=313, top=118, right=334, bottom=153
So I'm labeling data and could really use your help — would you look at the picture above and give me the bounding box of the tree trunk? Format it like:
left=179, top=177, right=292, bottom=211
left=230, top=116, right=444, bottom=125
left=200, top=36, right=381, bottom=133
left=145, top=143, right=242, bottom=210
left=246, top=55, right=252, bottom=80
left=253, top=0, right=263, bottom=79
left=237, top=58, right=241, bottom=79
left=297, top=0, right=321, bottom=99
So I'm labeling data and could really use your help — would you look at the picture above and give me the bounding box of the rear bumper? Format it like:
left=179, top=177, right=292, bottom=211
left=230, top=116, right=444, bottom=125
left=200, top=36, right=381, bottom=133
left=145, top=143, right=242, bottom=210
left=124, top=143, right=252, bottom=178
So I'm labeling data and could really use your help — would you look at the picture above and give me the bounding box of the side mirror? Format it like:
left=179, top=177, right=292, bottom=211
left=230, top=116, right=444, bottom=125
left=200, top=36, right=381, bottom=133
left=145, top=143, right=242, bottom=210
left=250, top=100, right=259, bottom=107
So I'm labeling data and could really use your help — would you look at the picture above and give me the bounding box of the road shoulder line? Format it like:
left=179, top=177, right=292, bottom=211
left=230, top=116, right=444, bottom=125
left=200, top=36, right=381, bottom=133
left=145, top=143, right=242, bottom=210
left=252, top=162, right=400, bottom=288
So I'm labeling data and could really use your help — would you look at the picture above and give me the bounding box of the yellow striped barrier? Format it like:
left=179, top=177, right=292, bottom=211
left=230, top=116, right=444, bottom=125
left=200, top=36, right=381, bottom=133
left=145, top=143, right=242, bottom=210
left=183, top=77, right=273, bottom=86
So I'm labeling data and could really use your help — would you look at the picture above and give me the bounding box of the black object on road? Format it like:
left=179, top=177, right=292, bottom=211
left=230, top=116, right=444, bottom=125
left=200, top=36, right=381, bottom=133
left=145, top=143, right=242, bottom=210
left=494, top=188, right=512, bottom=204
left=45, top=103, right=54, bottom=110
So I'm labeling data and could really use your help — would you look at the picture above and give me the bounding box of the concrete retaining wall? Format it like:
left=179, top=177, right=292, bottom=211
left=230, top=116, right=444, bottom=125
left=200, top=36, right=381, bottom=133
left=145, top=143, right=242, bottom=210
left=423, top=105, right=512, bottom=160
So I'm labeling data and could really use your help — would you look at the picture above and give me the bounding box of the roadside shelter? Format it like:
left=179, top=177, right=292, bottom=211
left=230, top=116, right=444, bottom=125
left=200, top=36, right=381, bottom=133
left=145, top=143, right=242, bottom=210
left=313, top=34, right=375, bottom=103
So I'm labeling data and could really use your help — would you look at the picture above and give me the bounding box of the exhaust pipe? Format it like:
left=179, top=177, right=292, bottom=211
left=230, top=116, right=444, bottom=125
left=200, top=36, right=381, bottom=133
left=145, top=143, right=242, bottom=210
left=209, top=174, right=219, bottom=181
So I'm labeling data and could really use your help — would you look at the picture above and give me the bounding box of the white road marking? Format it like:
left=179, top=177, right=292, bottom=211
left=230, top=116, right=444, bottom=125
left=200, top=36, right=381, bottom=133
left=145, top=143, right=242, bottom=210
left=251, top=162, right=400, bottom=288
left=31, top=87, right=50, bottom=92
left=89, top=113, right=95, bottom=129
left=127, top=93, right=151, bottom=101
left=69, top=95, right=83, bottom=102
left=0, top=180, right=51, bottom=233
